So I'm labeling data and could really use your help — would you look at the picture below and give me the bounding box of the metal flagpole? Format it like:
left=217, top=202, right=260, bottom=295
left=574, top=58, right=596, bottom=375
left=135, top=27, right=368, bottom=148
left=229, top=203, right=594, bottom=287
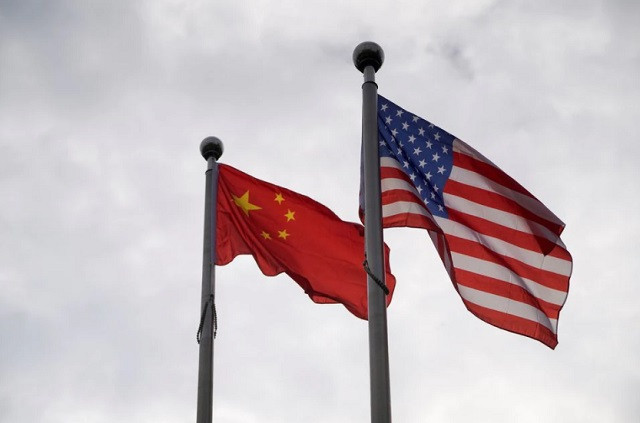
left=196, top=136, right=224, bottom=423
left=353, top=42, right=392, bottom=423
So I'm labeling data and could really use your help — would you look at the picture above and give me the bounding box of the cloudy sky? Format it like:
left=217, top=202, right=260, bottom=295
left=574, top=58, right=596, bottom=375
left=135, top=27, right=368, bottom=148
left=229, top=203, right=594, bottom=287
left=1, top=0, right=639, bottom=422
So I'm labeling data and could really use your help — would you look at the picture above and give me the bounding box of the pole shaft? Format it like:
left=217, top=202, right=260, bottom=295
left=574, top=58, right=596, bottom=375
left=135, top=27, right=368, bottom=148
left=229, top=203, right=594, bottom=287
left=196, top=157, right=218, bottom=423
left=361, top=65, right=392, bottom=422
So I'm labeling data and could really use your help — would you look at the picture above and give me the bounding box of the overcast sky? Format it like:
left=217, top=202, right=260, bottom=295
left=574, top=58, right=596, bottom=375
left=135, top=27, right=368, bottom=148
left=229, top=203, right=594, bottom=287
left=1, top=0, right=639, bottom=422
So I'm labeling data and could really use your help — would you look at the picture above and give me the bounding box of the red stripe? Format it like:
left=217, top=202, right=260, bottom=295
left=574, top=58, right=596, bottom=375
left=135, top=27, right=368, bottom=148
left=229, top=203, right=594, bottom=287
left=381, top=166, right=412, bottom=182
left=461, top=299, right=558, bottom=349
left=446, top=236, right=569, bottom=290
left=383, top=214, right=437, bottom=230
left=446, top=209, right=571, bottom=260
left=380, top=184, right=572, bottom=264
left=434, top=232, right=450, bottom=271
left=379, top=188, right=438, bottom=230
left=359, top=202, right=437, bottom=230
left=381, top=188, right=424, bottom=206
left=453, top=268, right=561, bottom=319
left=453, top=152, right=536, bottom=198
left=445, top=179, right=564, bottom=236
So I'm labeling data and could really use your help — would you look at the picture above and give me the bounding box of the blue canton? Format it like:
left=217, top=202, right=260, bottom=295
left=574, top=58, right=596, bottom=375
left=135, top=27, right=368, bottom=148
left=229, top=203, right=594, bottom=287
left=377, top=95, right=455, bottom=218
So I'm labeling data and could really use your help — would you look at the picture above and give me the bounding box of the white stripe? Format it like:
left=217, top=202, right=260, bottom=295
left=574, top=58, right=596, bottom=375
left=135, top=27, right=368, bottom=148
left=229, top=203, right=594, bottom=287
left=457, top=285, right=558, bottom=333
left=452, top=139, right=497, bottom=166
left=443, top=193, right=564, bottom=246
left=430, top=231, right=453, bottom=275
left=379, top=167, right=572, bottom=276
left=381, top=201, right=430, bottom=218
left=380, top=158, right=425, bottom=203
left=382, top=154, right=566, bottom=247
left=449, top=165, right=564, bottom=227
left=381, top=156, right=404, bottom=169
left=381, top=178, right=421, bottom=196
left=434, top=216, right=572, bottom=277
left=450, top=252, right=567, bottom=305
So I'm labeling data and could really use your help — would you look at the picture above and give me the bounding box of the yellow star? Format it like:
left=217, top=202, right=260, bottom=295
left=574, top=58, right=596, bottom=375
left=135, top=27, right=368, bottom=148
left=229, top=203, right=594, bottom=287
left=232, top=191, right=262, bottom=216
left=260, top=231, right=271, bottom=240
left=284, top=209, right=295, bottom=222
left=278, top=229, right=290, bottom=240
left=274, top=193, right=284, bottom=205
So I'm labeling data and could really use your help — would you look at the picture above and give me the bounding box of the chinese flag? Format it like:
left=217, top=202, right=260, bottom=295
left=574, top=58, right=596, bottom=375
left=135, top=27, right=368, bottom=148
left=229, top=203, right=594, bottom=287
left=215, top=164, right=395, bottom=319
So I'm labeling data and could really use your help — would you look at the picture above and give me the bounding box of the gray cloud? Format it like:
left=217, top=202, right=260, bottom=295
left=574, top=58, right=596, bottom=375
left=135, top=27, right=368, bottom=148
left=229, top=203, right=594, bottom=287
left=1, top=0, right=639, bottom=422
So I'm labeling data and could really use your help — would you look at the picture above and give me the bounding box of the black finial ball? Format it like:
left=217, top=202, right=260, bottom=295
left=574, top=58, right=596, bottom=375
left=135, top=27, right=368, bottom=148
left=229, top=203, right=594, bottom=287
left=353, top=41, right=384, bottom=73
left=200, top=136, right=224, bottom=161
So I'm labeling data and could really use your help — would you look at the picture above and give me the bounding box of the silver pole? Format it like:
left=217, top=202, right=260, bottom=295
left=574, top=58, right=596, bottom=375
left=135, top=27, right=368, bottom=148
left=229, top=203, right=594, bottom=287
left=196, top=137, right=224, bottom=423
left=353, top=42, right=391, bottom=423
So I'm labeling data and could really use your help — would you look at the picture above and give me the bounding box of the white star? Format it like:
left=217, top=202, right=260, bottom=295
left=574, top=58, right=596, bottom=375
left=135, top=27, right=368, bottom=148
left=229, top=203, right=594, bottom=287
left=412, top=116, right=419, bottom=123
left=381, top=104, right=388, bottom=111
left=403, top=160, right=409, bottom=168
left=391, top=129, right=398, bottom=136
left=408, top=135, right=416, bottom=143
left=429, top=123, right=435, bottom=129
left=431, top=192, right=436, bottom=199
left=413, top=147, right=422, bottom=155
left=396, top=110, right=404, bottom=117
left=442, top=145, right=448, bottom=154
left=409, top=172, right=417, bottom=181
left=402, top=122, right=409, bottom=130
left=418, top=159, right=427, bottom=168
left=416, top=185, right=423, bottom=194
left=379, top=140, right=385, bottom=146
left=437, top=165, right=446, bottom=174
left=426, top=140, right=433, bottom=149
left=433, top=184, right=439, bottom=192
left=418, top=128, right=425, bottom=136
left=434, top=132, right=441, bottom=141
left=398, top=141, right=404, bottom=148
left=385, top=116, right=392, bottom=124
left=423, top=198, right=429, bottom=206
left=432, top=152, right=440, bottom=162
left=425, top=171, right=432, bottom=180
left=438, top=205, right=444, bottom=212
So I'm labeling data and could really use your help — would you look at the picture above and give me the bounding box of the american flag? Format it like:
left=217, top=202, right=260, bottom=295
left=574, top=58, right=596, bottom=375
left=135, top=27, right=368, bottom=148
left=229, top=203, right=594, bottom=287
left=371, top=95, right=572, bottom=348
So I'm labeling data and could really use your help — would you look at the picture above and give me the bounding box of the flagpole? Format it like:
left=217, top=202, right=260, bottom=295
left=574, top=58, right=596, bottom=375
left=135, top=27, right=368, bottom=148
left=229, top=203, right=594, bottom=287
left=354, top=42, right=391, bottom=423
left=196, top=136, right=224, bottom=423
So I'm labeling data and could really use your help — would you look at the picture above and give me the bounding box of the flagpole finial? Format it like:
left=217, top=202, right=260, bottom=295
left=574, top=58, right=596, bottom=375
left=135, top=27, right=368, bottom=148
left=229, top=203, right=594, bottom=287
left=353, top=41, right=384, bottom=73
left=200, top=136, right=224, bottom=161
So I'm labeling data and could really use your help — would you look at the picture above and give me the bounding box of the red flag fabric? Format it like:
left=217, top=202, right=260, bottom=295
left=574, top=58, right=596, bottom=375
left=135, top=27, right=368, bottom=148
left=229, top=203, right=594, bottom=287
left=215, top=164, right=395, bottom=319
left=369, top=95, right=572, bottom=348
